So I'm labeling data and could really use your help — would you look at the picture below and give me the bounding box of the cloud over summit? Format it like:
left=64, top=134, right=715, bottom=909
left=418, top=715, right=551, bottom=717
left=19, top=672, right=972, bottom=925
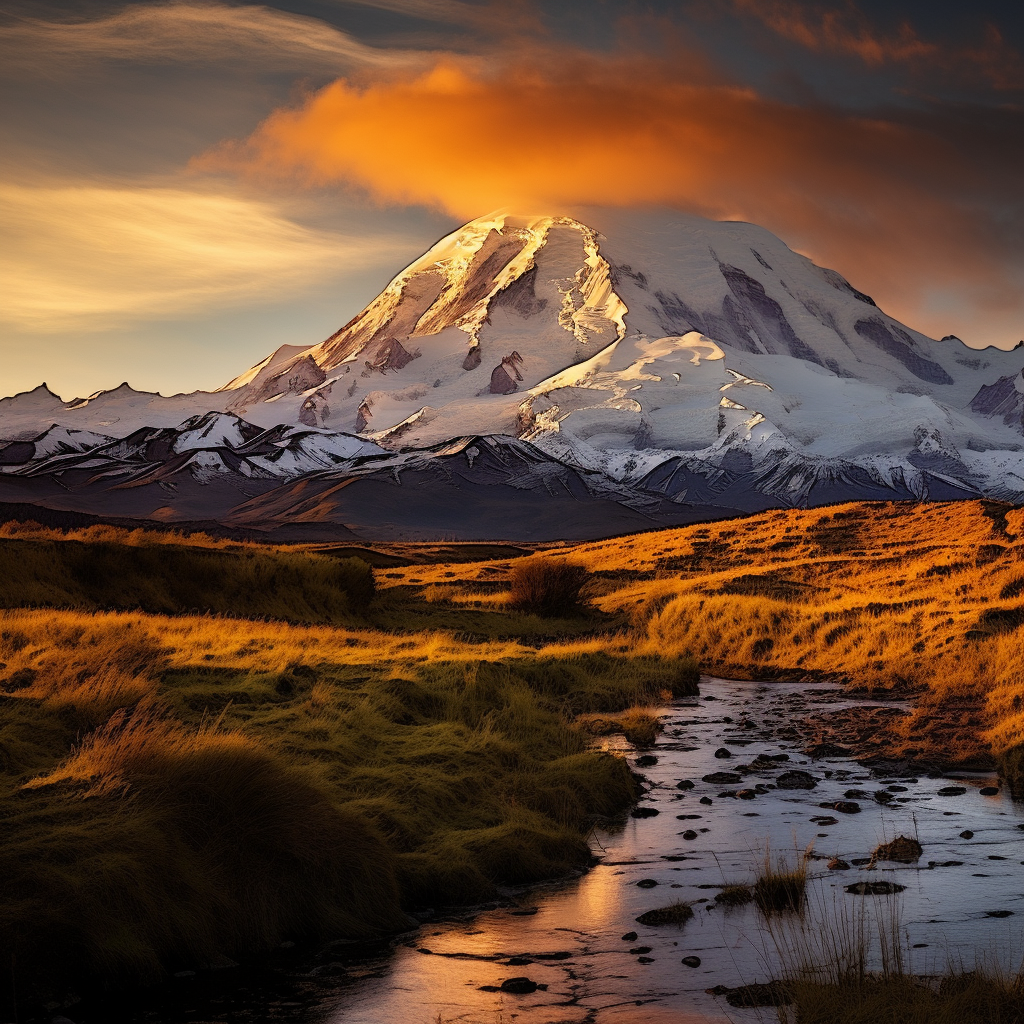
left=200, top=47, right=1024, bottom=347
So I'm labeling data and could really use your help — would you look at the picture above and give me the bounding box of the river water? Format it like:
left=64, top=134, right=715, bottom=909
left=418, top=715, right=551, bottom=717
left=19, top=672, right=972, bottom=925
left=72, top=676, right=1024, bottom=1024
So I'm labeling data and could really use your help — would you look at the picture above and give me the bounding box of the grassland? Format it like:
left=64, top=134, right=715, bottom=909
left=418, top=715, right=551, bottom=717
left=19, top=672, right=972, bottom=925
left=0, top=525, right=696, bottom=1013
left=1, top=497, right=1022, bottom=1016
left=393, top=498, right=1024, bottom=776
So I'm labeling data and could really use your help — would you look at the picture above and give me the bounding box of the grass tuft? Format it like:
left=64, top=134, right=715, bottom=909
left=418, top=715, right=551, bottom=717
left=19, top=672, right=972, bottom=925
left=754, top=843, right=811, bottom=914
left=508, top=556, right=592, bottom=617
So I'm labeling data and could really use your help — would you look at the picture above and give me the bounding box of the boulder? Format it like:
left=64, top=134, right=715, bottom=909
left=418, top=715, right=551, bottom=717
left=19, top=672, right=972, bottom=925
left=776, top=770, right=818, bottom=790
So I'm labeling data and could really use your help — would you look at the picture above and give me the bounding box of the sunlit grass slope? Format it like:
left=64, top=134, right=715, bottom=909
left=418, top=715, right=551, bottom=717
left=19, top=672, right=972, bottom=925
left=0, top=533, right=697, bottom=1008
left=392, top=499, right=1021, bottom=776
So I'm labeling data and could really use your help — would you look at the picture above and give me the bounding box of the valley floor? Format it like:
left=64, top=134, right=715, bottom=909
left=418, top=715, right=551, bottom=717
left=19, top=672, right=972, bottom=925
left=0, top=497, right=1021, bottom=1016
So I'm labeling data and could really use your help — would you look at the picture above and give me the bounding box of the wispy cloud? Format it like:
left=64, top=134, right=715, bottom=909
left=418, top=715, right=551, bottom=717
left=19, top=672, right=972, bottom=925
left=0, top=180, right=411, bottom=331
left=198, top=51, right=1024, bottom=346
left=729, top=0, right=1023, bottom=90
left=0, top=2, right=433, bottom=76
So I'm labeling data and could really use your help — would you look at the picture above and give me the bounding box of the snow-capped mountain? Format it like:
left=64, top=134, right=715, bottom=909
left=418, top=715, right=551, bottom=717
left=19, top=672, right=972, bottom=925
left=2, top=208, right=1022, bottom=539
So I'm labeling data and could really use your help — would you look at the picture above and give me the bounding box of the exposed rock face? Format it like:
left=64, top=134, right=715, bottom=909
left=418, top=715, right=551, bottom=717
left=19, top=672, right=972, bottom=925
left=853, top=317, right=954, bottom=385
left=970, top=370, right=1024, bottom=432
left=355, top=400, right=373, bottom=432
left=365, top=338, right=419, bottom=374
left=489, top=352, right=525, bottom=395
left=244, top=354, right=327, bottom=405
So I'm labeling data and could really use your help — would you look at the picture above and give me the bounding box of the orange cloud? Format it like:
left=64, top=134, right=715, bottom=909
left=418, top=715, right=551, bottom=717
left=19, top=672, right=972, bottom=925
left=731, top=0, right=935, bottom=65
left=198, top=52, right=1024, bottom=347
left=729, top=0, right=1022, bottom=89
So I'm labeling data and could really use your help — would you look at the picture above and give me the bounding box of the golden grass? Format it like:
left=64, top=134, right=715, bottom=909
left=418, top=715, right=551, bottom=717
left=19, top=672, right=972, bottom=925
left=547, top=499, right=1024, bottom=777
left=3, top=496, right=1024, bottom=1011
left=0, top=597, right=697, bottom=1009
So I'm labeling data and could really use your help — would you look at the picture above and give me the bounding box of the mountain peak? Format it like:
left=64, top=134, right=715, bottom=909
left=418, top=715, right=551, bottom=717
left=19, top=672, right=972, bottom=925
left=4, top=207, right=1024, bottom=521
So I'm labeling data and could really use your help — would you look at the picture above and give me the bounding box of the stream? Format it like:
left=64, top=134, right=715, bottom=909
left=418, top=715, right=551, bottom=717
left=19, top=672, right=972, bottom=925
left=68, top=676, right=1024, bottom=1024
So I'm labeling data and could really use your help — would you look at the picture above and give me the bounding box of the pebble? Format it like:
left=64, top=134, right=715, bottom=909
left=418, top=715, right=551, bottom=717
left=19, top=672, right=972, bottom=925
left=636, top=879, right=659, bottom=888
left=682, top=955, right=702, bottom=968
left=960, top=830, right=975, bottom=839
left=500, top=977, right=538, bottom=994
left=621, top=931, right=638, bottom=941
left=631, top=807, right=660, bottom=818
left=829, top=801, right=862, bottom=814
left=714, top=747, right=733, bottom=759
left=980, top=787, right=1001, bottom=796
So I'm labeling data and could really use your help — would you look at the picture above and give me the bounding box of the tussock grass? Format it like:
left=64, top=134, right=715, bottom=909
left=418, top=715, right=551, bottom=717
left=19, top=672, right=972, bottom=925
left=715, top=883, right=754, bottom=906
left=0, top=535, right=375, bottom=621
left=754, top=843, right=812, bottom=914
left=508, top=555, right=592, bottom=616
left=0, top=600, right=696, bottom=1010
left=8, top=704, right=405, bottom=990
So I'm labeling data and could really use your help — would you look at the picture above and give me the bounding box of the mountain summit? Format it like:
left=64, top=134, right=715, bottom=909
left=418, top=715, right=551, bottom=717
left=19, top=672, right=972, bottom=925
left=2, top=208, right=1023, bottom=539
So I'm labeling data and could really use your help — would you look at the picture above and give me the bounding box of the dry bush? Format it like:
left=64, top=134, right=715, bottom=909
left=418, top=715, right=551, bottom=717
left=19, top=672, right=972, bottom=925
left=508, top=556, right=592, bottom=617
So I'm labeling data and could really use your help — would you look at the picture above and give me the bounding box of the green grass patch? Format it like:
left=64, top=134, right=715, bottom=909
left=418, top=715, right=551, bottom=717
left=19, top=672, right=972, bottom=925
left=0, top=537, right=374, bottom=621
left=0, top=632, right=695, bottom=1011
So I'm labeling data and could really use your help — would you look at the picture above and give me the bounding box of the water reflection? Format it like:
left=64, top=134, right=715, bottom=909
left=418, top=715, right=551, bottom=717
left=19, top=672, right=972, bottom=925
left=75, top=677, right=1024, bottom=1024
left=326, top=676, right=1024, bottom=1024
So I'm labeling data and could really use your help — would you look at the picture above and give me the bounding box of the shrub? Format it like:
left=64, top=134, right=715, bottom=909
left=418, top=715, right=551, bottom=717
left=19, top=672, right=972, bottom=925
left=508, top=556, right=592, bottom=617
left=333, top=557, right=376, bottom=610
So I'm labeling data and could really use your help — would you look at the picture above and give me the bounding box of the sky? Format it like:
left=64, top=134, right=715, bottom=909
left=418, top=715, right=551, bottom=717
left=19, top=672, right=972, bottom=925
left=1, top=0, right=1022, bottom=400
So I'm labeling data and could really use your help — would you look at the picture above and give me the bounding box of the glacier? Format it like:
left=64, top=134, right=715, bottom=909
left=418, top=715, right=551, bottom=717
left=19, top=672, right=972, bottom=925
left=1, top=208, right=1022, bottom=540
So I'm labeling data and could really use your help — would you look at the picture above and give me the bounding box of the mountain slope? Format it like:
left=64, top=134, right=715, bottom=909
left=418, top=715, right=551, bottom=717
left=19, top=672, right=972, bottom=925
left=2, top=207, right=1023, bottom=536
